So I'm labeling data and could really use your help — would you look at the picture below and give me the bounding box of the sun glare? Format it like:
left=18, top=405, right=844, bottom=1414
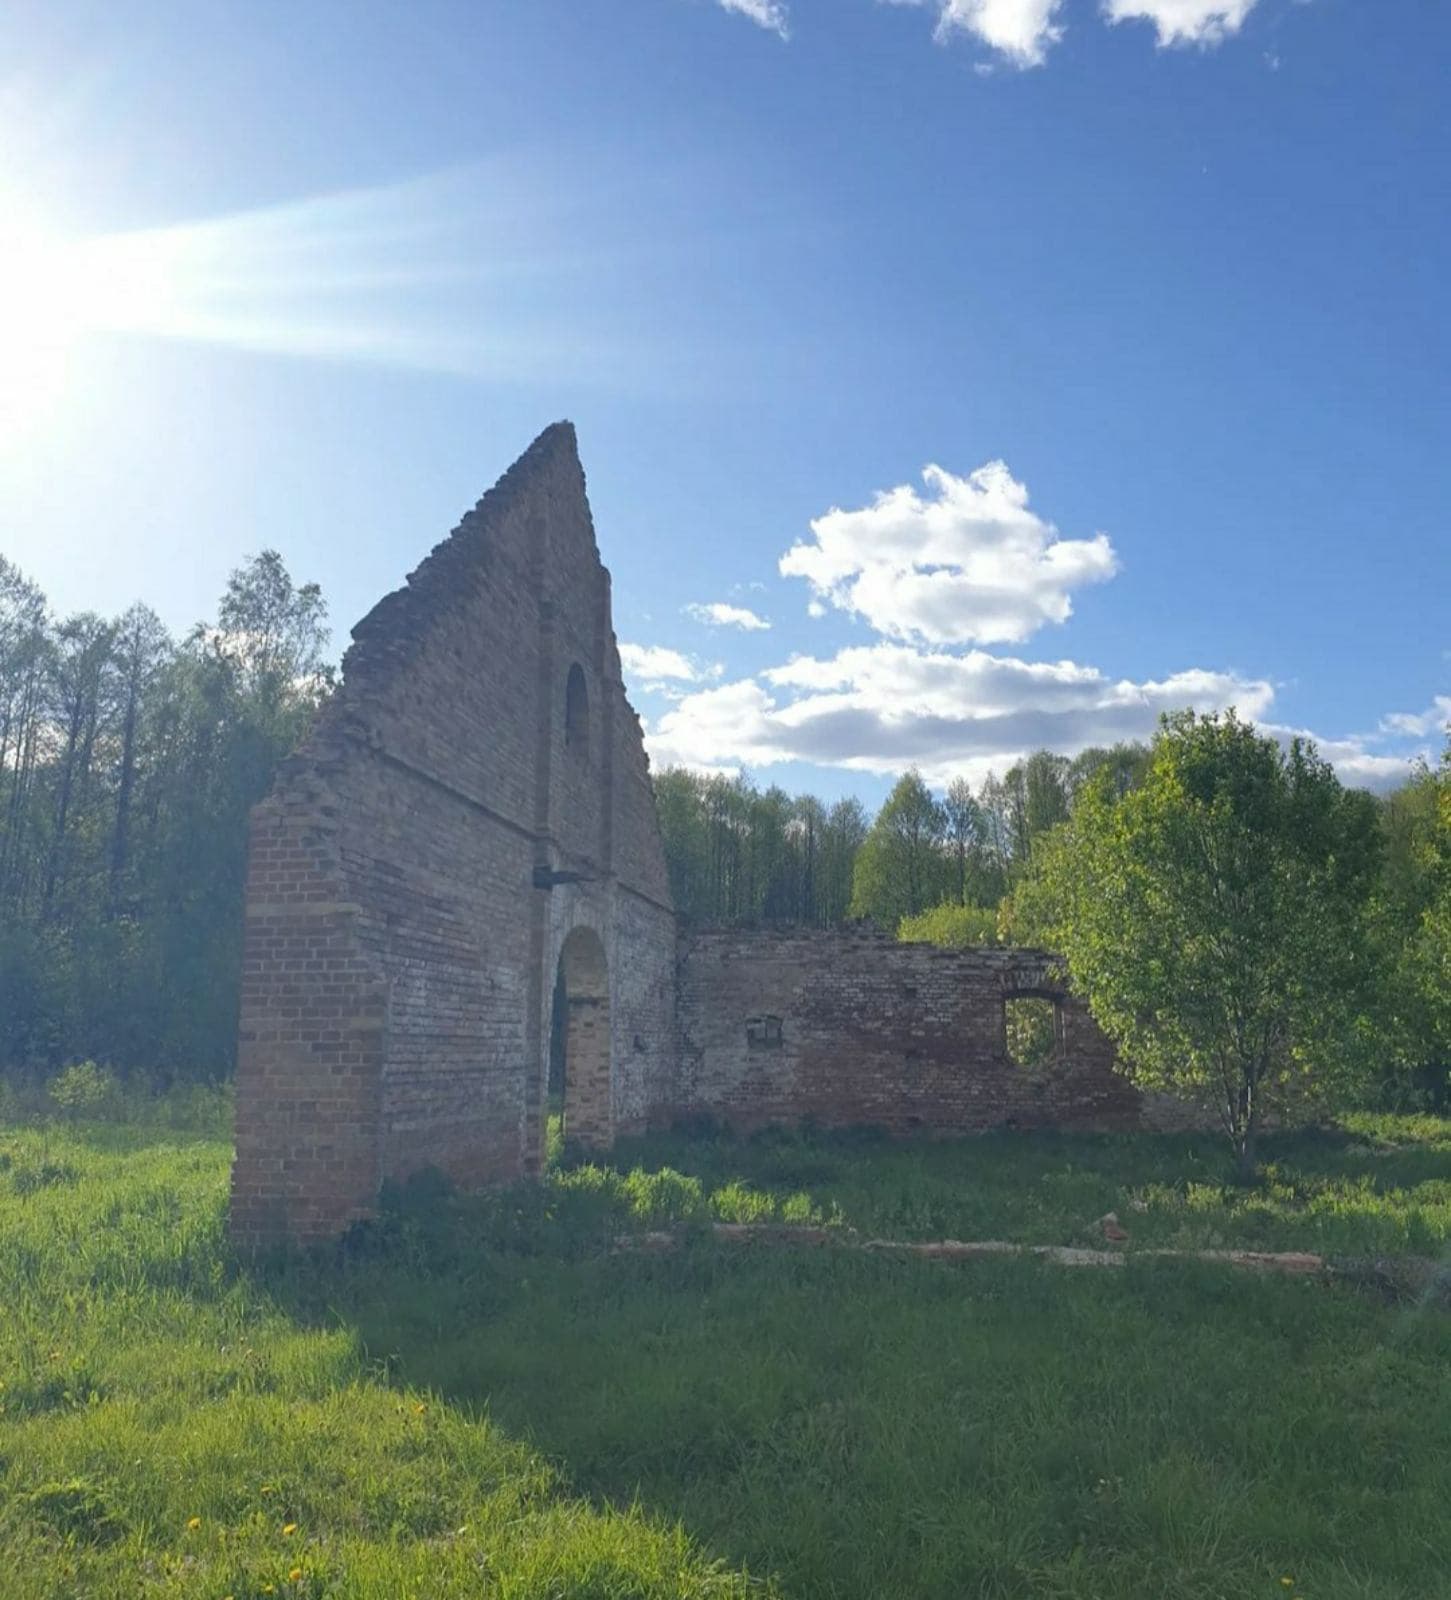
left=0, top=163, right=611, bottom=441
left=0, top=221, right=84, bottom=433
left=0, top=200, right=196, bottom=436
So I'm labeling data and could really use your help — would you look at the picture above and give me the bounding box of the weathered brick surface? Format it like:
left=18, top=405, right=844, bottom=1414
left=233, top=425, right=1204, bottom=1246
left=231, top=424, right=676, bottom=1246
left=674, top=926, right=1153, bottom=1135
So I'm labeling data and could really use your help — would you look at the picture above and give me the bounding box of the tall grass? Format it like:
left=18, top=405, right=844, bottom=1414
left=582, top=1116, right=1451, bottom=1259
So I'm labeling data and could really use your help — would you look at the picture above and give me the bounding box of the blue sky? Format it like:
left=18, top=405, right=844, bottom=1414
left=1, top=0, right=1446, bottom=804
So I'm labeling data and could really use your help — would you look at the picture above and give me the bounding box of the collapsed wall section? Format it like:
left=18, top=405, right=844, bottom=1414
left=232, top=423, right=675, bottom=1246
left=675, top=925, right=1146, bottom=1135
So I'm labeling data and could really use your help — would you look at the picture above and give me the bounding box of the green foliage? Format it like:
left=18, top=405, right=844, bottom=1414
left=1004, top=996, right=1056, bottom=1068
left=0, top=1068, right=234, bottom=1138
left=47, top=1060, right=117, bottom=1121
left=653, top=767, right=867, bottom=926
left=0, top=550, right=329, bottom=1080
left=849, top=769, right=949, bottom=924
left=1020, top=710, right=1384, bottom=1178
left=897, top=900, right=1000, bottom=946
left=1370, top=744, right=1451, bottom=1105
left=654, top=746, right=1153, bottom=937
left=998, top=819, right=1081, bottom=946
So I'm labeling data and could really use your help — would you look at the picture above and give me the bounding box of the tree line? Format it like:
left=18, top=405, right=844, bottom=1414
left=657, top=723, right=1451, bottom=1119
left=653, top=743, right=1150, bottom=932
left=0, top=552, right=329, bottom=1079
left=3, top=545, right=1446, bottom=1123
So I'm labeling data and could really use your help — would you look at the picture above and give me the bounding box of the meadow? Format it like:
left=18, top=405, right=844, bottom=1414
left=3, top=1108, right=1450, bottom=1599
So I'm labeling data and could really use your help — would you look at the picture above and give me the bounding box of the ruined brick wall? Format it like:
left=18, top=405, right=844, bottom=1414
left=232, top=424, right=676, bottom=1245
left=675, top=926, right=1150, bottom=1135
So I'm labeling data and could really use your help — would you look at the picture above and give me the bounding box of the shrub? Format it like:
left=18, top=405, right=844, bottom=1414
left=898, top=901, right=1000, bottom=947
left=48, top=1061, right=118, bottom=1122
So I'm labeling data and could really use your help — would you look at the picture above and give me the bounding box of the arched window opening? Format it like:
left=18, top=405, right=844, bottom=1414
left=549, top=926, right=611, bottom=1153
left=564, top=663, right=589, bottom=754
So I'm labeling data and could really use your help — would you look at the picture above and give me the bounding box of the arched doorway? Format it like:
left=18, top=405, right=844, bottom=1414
left=549, top=926, right=612, bottom=1150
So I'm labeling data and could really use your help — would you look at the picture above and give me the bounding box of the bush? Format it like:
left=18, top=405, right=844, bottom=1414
left=48, top=1061, right=119, bottom=1122
left=898, top=902, right=1000, bottom=947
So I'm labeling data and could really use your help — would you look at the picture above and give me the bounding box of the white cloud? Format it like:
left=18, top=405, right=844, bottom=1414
left=646, top=646, right=1428, bottom=793
left=780, top=459, right=1117, bottom=646
left=883, top=0, right=1068, bottom=67
left=701, top=0, right=1279, bottom=61
left=934, top=0, right=1066, bottom=67
left=1259, top=725, right=1423, bottom=794
left=1380, top=696, right=1451, bottom=740
left=716, top=0, right=791, bottom=38
left=1101, top=0, right=1258, bottom=48
left=641, top=445, right=1423, bottom=799
left=685, top=601, right=772, bottom=631
left=618, top=642, right=698, bottom=686
left=647, top=640, right=1273, bottom=784
left=883, top=0, right=1065, bottom=67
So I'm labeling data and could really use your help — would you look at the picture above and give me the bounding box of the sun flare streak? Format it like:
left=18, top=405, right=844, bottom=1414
left=0, top=168, right=627, bottom=434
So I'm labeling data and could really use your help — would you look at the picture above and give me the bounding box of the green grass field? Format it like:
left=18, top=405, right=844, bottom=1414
left=3, top=1114, right=1450, bottom=1599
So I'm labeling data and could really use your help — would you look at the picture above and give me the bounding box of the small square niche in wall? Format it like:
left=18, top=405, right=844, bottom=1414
left=745, top=1014, right=783, bottom=1050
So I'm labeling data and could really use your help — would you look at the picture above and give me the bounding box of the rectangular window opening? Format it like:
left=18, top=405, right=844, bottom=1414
left=745, top=1014, right=783, bottom=1050
left=1004, top=996, right=1059, bottom=1070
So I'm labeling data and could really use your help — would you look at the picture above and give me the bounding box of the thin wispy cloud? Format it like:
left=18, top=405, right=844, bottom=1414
left=715, top=0, right=791, bottom=38
left=717, top=0, right=1277, bottom=68
left=685, top=601, right=772, bottom=630
left=1381, top=696, right=1451, bottom=740
left=619, top=643, right=700, bottom=683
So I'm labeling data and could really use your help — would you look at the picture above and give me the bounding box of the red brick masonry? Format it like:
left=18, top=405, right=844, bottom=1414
left=675, top=926, right=1149, bottom=1136
left=231, top=425, right=676, bottom=1246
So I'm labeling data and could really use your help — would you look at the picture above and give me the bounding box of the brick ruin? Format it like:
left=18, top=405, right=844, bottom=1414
left=676, top=927, right=1143, bottom=1135
left=232, top=425, right=1169, bottom=1247
left=231, top=424, right=676, bottom=1245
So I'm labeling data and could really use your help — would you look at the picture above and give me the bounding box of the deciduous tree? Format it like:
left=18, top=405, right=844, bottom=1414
left=1020, top=710, right=1382, bottom=1180
left=849, top=770, right=948, bottom=926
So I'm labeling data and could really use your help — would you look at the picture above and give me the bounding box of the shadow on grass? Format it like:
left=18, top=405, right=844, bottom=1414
left=258, top=1122, right=1451, bottom=1600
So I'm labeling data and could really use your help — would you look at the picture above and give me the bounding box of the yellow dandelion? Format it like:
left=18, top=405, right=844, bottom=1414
left=289, top=1568, right=303, bottom=1583
left=187, top=1516, right=201, bottom=1530
left=282, top=1521, right=298, bottom=1536
left=413, top=1402, right=427, bottom=1415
